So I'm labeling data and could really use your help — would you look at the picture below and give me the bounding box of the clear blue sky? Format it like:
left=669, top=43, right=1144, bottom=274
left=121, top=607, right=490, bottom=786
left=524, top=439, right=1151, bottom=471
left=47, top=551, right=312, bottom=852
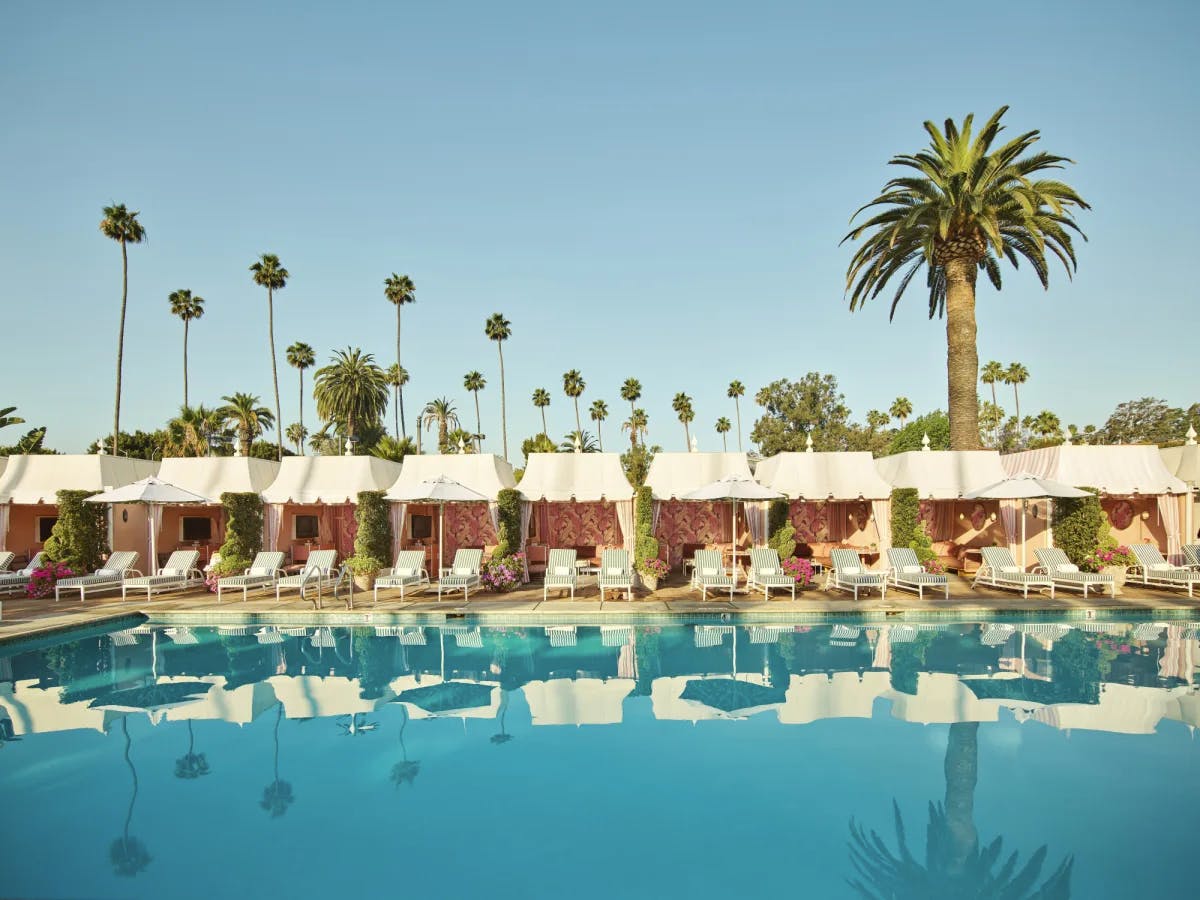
left=3, top=0, right=1197, bottom=457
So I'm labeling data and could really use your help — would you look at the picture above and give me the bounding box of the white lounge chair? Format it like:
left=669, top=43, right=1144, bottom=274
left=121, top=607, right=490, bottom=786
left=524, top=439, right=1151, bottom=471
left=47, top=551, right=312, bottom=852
left=886, top=548, right=949, bottom=600
left=543, top=548, right=578, bottom=600
left=1181, top=544, right=1200, bottom=569
left=1032, top=547, right=1114, bottom=599
left=975, top=547, right=1054, bottom=599
left=545, top=625, right=577, bottom=647
left=438, top=549, right=482, bottom=600
left=1128, top=544, right=1200, bottom=597
left=0, top=551, right=14, bottom=572
left=121, top=550, right=202, bottom=601
left=693, top=549, right=736, bottom=601
left=825, top=549, right=887, bottom=600
left=373, top=550, right=430, bottom=602
left=54, top=551, right=141, bottom=602
left=276, top=549, right=340, bottom=603
left=0, top=552, right=44, bottom=594
left=746, top=548, right=796, bottom=601
left=598, top=549, right=634, bottom=602
left=216, top=551, right=286, bottom=603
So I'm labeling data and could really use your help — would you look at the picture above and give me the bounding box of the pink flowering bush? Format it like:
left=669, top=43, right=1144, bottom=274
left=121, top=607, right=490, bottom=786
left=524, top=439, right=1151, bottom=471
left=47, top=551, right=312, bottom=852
left=782, top=557, right=815, bottom=586
left=923, top=559, right=947, bottom=575
left=25, top=562, right=74, bottom=599
left=637, top=558, right=669, bottom=579
left=481, top=552, right=524, bottom=592
left=1081, top=544, right=1136, bottom=572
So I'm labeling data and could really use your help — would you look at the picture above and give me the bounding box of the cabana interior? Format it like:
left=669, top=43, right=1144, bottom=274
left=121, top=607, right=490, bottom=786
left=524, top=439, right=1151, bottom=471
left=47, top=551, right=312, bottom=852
left=645, top=452, right=755, bottom=570
left=1160, top=442, right=1200, bottom=545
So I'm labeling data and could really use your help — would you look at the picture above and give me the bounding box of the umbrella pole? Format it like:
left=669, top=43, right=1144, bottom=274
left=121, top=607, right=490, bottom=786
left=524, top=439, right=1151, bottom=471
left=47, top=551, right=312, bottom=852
left=150, top=503, right=158, bottom=576
left=731, top=499, right=737, bottom=600
left=439, top=502, right=445, bottom=579
left=1021, top=500, right=1027, bottom=570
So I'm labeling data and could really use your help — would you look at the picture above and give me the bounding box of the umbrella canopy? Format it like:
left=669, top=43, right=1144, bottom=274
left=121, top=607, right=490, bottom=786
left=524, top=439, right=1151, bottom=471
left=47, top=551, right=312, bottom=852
left=963, top=472, right=1089, bottom=500
left=89, top=681, right=214, bottom=721
left=86, top=476, right=213, bottom=574
left=678, top=677, right=786, bottom=716
left=681, top=474, right=781, bottom=600
left=393, top=681, right=495, bottom=715
left=383, top=476, right=490, bottom=576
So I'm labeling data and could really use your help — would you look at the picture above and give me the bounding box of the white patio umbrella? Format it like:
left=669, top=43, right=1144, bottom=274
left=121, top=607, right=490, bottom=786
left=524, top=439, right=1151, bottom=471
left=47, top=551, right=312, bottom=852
left=86, top=477, right=213, bottom=575
left=385, top=475, right=489, bottom=576
left=964, top=472, right=1089, bottom=568
left=682, top=473, right=782, bottom=599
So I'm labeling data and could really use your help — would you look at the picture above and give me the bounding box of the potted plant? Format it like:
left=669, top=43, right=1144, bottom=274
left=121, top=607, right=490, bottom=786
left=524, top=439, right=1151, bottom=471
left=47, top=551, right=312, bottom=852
left=344, top=554, right=384, bottom=592
left=345, top=490, right=393, bottom=593
left=781, top=556, right=815, bottom=588
left=481, top=552, right=524, bottom=592
left=637, top=557, right=669, bottom=592
left=1081, top=542, right=1136, bottom=595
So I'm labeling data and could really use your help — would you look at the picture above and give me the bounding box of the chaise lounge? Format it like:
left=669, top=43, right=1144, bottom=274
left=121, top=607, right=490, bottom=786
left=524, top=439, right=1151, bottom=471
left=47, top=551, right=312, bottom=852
left=886, top=547, right=949, bottom=600
left=0, top=551, right=44, bottom=594
left=54, top=551, right=141, bottom=602
left=543, top=548, right=578, bottom=601
left=373, top=550, right=430, bottom=603
left=1128, top=544, right=1200, bottom=597
left=216, top=551, right=286, bottom=603
left=598, top=548, right=634, bottom=602
left=826, top=548, right=887, bottom=600
left=746, top=548, right=796, bottom=601
left=438, top=548, right=482, bottom=601
left=121, top=550, right=203, bottom=601
left=975, top=547, right=1054, bottom=599
left=1033, top=547, right=1114, bottom=599
left=276, top=549, right=340, bottom=604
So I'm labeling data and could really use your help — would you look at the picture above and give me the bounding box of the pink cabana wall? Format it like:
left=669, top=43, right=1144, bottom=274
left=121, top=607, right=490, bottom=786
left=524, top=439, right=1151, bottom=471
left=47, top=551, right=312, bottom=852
left=528, top=501, right=621, bottom=554
left=1101, top=495, right=1171, bottom=550
left=398, top=502, right=498, bottom=572
left=276, top=503, right=357, bottom=563
left=655, top=500, right=741, bottom=568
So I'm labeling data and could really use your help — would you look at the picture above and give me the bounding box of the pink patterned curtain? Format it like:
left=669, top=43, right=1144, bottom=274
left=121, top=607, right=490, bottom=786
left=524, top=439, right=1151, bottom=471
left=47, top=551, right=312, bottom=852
left=545, top=501, right=619, bottom=549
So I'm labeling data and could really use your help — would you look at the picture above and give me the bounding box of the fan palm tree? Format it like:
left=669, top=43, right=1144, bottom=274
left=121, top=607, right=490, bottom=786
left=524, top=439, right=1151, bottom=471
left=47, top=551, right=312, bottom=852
left=890, top=397, right=913, bottom=427
left=285, top=422, right=308, bottom=453
left=370, top=434, right=417, bottom=462
left=1005, top=362, right=1030, bottom=424
left=843, top=107, right=1088, bottom=451
left=165, top=405, right=227, bottom=457
left=532, top=388, right=551, bottom=436
left=383, top=273, right=416, bottom=436
left=715, top=416, right=731, bottom=451
left=249, top=253, right=289, bottom=460
left=219, top=393, right=274, bottom=456
left=385, top=364, right=409, bottom=439
left=391, top=706, right=421, bottom=789
left=1033, top=410, right=1061, bottom=439
left=168, top=289, right=204, bottom=408
left=313, top=348, right=389, bottom=446
left=622, top=408, right=648, bottom=449
left=589, top=400, right=608, bottom=451
left=620, top=378, right=642, bottom=418
left=261, top=705, right=294, bottom=818
left=865, top=410, right=890, bottom=432
left=672, top=392, right=695, bottom=450
left=100, top=204, right=146, bottom=455
left=560, top=430, right=599, bottom=453
left=174, top=720, right=211, bottom=780
left=980, top=360, right=1005, bottom=409
left=563, top=370, right=586, bottom=434
left=464, top=371, right=486, bottom=451
left=110, top=718, right=151, bottom=877
left=727, top=381, right=745, bottom=451
left=286, top=342, right=315, bottom=454
left=422, top=398, right=460, bottom=453
left=485, top=313, right=511, bottom=459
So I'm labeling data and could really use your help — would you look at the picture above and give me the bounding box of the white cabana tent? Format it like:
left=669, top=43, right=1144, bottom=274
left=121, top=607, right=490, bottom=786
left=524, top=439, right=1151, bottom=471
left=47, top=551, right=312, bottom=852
left=646, top=452, right=761, bottom=557
left=522, top=677, right=635, bottom=726
left=87, top=477, right=213, bottom=574
left=1161, top=440, right=1200, bottom=545
left=518, top=453, right=635, bottom=557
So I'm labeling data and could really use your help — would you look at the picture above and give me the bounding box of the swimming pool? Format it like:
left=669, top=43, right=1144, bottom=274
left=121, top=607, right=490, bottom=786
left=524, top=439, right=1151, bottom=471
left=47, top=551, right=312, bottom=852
left=1, top=620, right=1196, bottom=898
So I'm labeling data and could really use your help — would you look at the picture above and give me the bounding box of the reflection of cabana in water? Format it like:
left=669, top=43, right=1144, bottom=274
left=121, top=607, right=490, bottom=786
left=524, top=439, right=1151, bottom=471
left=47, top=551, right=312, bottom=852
left=875, top=450, right=1009, bottom=573
left=645, top=452, right=753, bottom=568
left=392, top=678, right=501, bottom=720
left=262, top=456, right=402, bottom=563
left=1001, top=444, right=1187, bottom=558
left=517, top=453, right=634, bottom=572
left=0, top=679, right=126, bottom=736
left=755, top=451, right=894, bottom=566
left=984, top=682, right=1195, bottom=735
left=522, top=677, right=635, bottom=725
left=268, top=674, right=391, bottom=719
left=0, top=454, right=159, bottom=563
left=157, top=675, right=278, bottom=726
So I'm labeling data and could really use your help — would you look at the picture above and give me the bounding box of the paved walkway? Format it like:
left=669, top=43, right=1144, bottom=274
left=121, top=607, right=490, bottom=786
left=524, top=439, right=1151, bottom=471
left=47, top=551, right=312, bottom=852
left=2, top=573, right=1198, bottom=644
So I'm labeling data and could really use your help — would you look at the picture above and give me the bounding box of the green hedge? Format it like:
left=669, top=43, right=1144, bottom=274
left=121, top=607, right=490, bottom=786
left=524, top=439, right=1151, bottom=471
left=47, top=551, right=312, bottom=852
left=767, top=499, right=796, bottom=559
left=216, top=492, right=263, bottom=573
left=352, top=490, right=392, bottom=566
left=634, top=484, right=659, bottom=567
left=890, top=488, right=919, bottom=549
left=43, top=489, right=108, bottom=573
left=495, top=488, right=523, bottom=557
left=1053, top=487, right=1103, bottom=567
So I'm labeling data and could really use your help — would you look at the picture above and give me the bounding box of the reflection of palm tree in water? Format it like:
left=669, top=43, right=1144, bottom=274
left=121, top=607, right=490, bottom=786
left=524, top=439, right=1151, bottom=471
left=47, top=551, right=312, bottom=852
left=260, top=704, right=294, bottom=817
left=174, top=720, right=211, bottom=779
left=490, top=689, right=515, bottom=745
left=848, top=723, right=1073, bottom=898
left=110, top=718, right=152, bottom=877
left=390, top=705, right=420, bottom=789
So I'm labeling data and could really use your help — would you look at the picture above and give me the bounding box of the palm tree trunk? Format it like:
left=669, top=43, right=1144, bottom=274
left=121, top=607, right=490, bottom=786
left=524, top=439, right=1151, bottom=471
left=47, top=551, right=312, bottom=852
left=989, top=382, right=997, bottom=409
left=683, top=421, right=691, bottom=449
left=597, top=422, right=603, bottom=451
left=183, top=319, right=190, bottom=409
left=944, top=258, right=982, bottom=451
left=722, top=433, right=728, bottom=451
left=1013, top=384, right=1021, bottom=426
left=473, top=392, right=482, bottom=452
left=573, top=399, right=582, bottom=436
left=268, top=287, right=283, bottom=461
left=944, top=721, right=979, bottom=875
left=112, top=240, right=128, bottom=455
left=396, top=308, right=403, bottom=437
left=241, top=425, right=251, bottom=457
left=298, top=369, right=306, bottom=454
left=540, top=408, right=547, bottom=436
left=734, top=397, right=743, bottom=452
left=439, top=420, right=448, bottom=453
left=498, top=345, right=508, bottom=460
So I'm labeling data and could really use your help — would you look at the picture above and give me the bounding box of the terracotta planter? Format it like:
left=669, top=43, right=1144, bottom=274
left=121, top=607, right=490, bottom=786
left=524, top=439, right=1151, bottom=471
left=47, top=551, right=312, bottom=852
left=353, top=573, right=377, bottom=593
left=1101, top=565, right=1127, bottom=597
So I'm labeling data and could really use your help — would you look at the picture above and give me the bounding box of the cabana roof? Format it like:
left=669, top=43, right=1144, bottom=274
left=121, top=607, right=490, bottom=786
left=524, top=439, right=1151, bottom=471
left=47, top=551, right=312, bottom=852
left=261, top=456, right=403, bottom=504
left=645, top=452, right=751, bottom=500
left=874, top=450, right=1007, bottom=500
left=1002, top=444, right=1186, bottom=495
left=518, top=453, right=633, bottom=502
left=755, top=451, right=892, bottom=500
left=156, top=457, right=280, bottom=500
left=386, top=453, right=515, bottom=501
left=1160, top=444, right=1200, bottom=487
left=0, top=454, right=159, bottom=504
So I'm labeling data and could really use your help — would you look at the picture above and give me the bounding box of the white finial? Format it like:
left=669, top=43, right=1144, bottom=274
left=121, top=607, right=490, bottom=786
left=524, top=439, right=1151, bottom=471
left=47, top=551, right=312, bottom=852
left=458, top=435, right=466, bottom=453
left=690, top=435, right=698, bottom=453
left=232, top=434, right=241, bottom=455
left=344, top=437, right=353, bottom=456
left=921, top=432, right=931, bottom=451
left=1187, top=424, right=1198, bottom=446
left=574, top=433, right=582, bottom=454
left=97, top=444, right=106, bottom=455
left=805, top=434, right=814, bottom=454
left=1063, top=431, right=1072, bottom=446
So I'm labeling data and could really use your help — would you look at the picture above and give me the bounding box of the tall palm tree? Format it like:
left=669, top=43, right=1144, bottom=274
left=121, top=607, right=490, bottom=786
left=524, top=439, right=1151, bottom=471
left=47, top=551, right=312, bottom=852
left=844, top=107, right=1088, bottom=451
left=168, top=289, right=204, bottom=408
left=865, top=410, right=890, bottom=432
left=532, top=388, right=551, bottom=436
left=562, top=370, right=586, bottom=435
left=715, top=416, right=731, bottom=451
left=485, top=313, right=511, bottom=460
left=370, top=434, right=417, bottom=462
left=110, top=718, right=151, bottom=877
left=261, top=705, right=294, bottom=818
left=890, top=396, right=913, bottom=427
left=313, top=348, right=389, bottom=447
left=386, top=364, right=409, bottom=439
left=100, top=204, right=146, bottom=455
left=620, top=378, right=642, bottom=419
left=286, top=342, right=315, bottom=454
left=561, top=430, right=599, bottom=453
left=422, top=398, right=460, bottom=453
left=249, top=253, right=289, bottom=460
left=464, top=371, right=486, bottom=451
left=285, top=422, right=308, bottom=453
left=589, top=399, right=608, bottom=451
left=1005, top=362, right=1030, bottom=424
left=980, top=360, right=1005, bottom=409
left=219, top=393, right=274, bottom=456
left=383, top=273, right=416, bottom=437
left=622, top=408, right=648, bottom=449
left=727, top=381, right=745, bottom=451
left=672, top=392, right=695, bottom=450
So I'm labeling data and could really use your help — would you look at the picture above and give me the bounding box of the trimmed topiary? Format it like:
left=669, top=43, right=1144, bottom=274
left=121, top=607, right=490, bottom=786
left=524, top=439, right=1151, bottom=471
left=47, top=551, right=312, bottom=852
left=43, top=490, right=109, bottom=573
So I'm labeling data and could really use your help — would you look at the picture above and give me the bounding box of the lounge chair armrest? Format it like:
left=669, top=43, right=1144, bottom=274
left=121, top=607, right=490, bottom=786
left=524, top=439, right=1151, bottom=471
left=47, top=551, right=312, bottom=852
left=1031, top=565, right=1047, bottom=575
left=188, top=568, right=204, bottom=579
left=379, top=567, right=396, bottom=577
left=242, top=567, right=252, bottom=575
left=124, top=569, right=143, bottom=579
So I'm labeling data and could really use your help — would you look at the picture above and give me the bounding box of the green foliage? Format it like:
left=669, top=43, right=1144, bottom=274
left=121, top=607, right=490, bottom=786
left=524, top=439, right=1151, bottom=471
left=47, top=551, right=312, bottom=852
left=370, top=435, right=417, bottom=462
left=890, top=488, right=919, bottom=549
left=494, top=488, right=522, bottom=557
left=750, top=373, right=851, bottom=454
left=0, top=426, right=52, bottom=455
left=908, top=520, right=937, bottom=567
left=250, top=440, right=293, bottom=459
left=887, top=411, right=950, bottom=454
left=634, top=485, right=659, bottom=568
left=767, top=499, right=796, bottom=559
left=217, top=492, right=263, bottom=564
left=621, top=442, right=655, bottom=487
left=521, top=433, right=557, bottom=462
left=43, top=490, right=109, bottom=572
left=1053, top=487, right=1103, bottom=567
left=209, top=555, right=250, bottom=578
left=344, top=555, right=385, bottom=576
left=1099, top=397, right=1197, bottom=446
left=87, top=430, right=165, bottom=460
left=353, top=491, right=392, bottom=563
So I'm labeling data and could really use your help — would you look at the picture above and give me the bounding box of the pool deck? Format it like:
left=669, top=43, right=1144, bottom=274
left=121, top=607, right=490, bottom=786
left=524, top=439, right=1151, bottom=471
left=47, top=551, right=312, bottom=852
left=2, top=572, right=1198, bottom=644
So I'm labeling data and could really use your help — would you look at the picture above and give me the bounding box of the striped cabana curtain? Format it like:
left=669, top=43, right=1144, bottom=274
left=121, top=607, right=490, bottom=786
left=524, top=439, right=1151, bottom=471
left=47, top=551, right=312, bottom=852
left=1157, top=494, right=1182, bottom=563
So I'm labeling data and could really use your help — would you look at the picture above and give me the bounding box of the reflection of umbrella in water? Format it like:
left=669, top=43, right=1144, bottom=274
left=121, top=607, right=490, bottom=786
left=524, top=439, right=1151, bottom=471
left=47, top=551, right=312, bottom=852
left=679, top=677, right=786, bottom=716
left=394, top=681, right=494, bottom=715
left=90, top=681, right=214, bottom=721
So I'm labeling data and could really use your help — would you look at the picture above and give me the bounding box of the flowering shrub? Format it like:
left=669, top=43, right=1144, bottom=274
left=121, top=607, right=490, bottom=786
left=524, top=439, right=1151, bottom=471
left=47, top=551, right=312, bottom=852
left=781, top=557, right=814, bottom=586
left=25, top=562, right=74, bottom=599
left=204, top=554, right=246, bottom=593
left=481, top=552, right=524, bottom=592
left=923, top=559, right=947, bottom=575
left=1081, top=544, right=1136, bottom=572
left=637, top=557, right=669, bottom=579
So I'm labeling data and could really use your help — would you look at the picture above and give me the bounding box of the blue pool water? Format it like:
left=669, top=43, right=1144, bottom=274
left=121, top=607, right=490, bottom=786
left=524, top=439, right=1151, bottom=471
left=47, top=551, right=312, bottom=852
left=1, top=619, right=1197, bottom=899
